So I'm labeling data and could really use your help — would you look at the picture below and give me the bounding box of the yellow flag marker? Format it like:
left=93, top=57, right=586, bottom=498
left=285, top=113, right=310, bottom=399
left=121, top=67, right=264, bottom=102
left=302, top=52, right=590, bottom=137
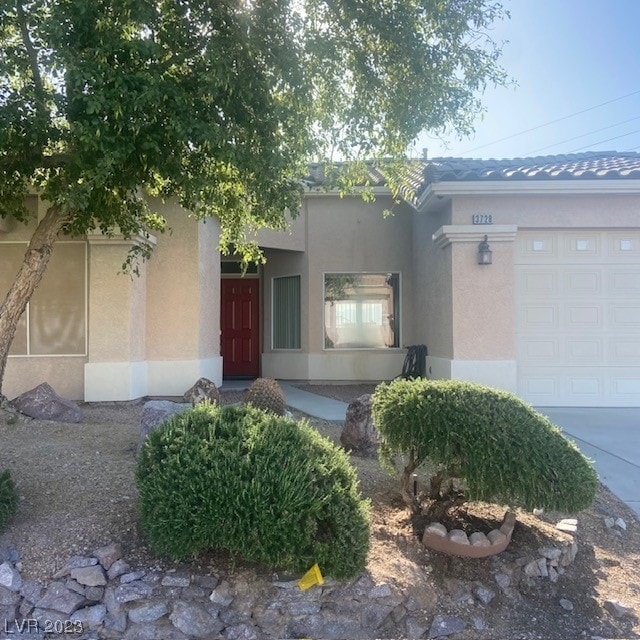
left=298, top=563, right=324, bottom=590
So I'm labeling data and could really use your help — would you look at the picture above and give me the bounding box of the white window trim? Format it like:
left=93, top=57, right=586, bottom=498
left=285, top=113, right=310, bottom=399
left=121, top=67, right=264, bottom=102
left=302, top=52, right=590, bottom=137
left=322, top=271, right=403, bottom=351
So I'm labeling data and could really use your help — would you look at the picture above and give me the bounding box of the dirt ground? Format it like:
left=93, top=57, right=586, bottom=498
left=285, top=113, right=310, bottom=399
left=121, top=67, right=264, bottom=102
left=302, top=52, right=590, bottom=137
left=0, top=385, right=639, bottom=639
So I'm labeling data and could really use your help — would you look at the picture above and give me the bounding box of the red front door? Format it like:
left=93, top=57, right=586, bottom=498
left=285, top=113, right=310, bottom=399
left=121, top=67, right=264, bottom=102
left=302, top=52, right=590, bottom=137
left=221, top=279, right=260, bottom=377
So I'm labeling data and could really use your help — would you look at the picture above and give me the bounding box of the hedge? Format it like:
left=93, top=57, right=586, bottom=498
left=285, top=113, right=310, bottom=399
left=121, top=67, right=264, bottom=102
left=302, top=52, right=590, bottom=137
left=372, top=379, right=598, bottom=512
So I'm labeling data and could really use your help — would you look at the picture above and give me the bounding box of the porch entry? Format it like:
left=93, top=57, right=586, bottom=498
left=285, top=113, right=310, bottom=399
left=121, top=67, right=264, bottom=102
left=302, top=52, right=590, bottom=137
left=220, top=278, right=260, bottom=377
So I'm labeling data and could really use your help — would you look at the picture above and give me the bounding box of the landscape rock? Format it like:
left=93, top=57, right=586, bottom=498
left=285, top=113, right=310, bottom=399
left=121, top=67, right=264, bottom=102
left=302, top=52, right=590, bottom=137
left=70, top=604, right=107, bottom=629
left=447, top=529, right=470, bottom=545
left=604, top=517, right=615, bottom=529
left=10, top=382, right=83, bottom=423
left=138, top=400, right=191, bottom=454
left=161, top=572, right=191, bottom=587
left=487, top=530, right=507, bottom=545
left=223, top=623, right=258, bottom=639
left=615, top=517, right=627, bottom=531
left=559, top=598, right=574, bottom=611
left=183, top=378, right=220, bottom=406
left=469, top=532, right=491, bottom=547
left=494, top=573, right=511, bottom=589
left=427, top=614, right=467, bottom=638
left=128, top=601, right=170, bottom=623
left=93, top=543, right=122, bottom=571
left=121, top=571, right=146, bottom=584
left=71, top=564, right=107, bottom=587
left=340, top=394, right=380, bottom=456
left=0, top=563, right=22, bottom=592
left=604, top=600, right=636, bottom=619
left=107, top=559, right=130, bottom=580
left=114, top=581, right=153, bottom=604
left=473, top=584, right=496, bottom=604
left=425, top=523, right=447, bottom=538
left=35, top=582, right=85, bottom=615
left=0, top=585, right=20, bottom=605
left=169, top=600, right=222, bottom=638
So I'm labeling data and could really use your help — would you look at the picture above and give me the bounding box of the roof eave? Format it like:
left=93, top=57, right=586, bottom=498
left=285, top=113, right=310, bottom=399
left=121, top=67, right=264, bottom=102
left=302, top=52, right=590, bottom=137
left=428, top=179, right=640, bottom=197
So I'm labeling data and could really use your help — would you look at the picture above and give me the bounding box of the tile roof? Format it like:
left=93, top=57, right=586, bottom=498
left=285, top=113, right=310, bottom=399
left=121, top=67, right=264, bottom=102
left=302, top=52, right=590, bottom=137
left=404, top=151, right=640, bottom=203
left=305, top=151, right=640, bottom=203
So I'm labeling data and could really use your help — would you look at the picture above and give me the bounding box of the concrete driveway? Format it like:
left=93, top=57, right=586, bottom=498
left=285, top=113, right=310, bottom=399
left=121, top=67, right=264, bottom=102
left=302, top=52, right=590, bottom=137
left=537, top=407, right=640, bottom=518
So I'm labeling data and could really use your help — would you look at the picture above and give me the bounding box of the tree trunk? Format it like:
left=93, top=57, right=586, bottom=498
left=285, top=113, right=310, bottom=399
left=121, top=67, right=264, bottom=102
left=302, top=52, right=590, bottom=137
left=0, top=206, right=71, bottom=400
left=400, top=449, right=421, bottom=513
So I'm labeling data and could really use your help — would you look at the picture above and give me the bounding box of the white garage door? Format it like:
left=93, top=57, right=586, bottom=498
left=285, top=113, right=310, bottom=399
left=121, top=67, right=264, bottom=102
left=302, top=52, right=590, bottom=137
left=516, top=230, right=640, bottom=407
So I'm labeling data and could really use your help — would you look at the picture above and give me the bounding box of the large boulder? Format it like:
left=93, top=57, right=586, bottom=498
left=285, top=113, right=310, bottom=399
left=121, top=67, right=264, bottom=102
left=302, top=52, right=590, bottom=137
left=10, top=383, right=82, bottom=423
left=340, top=394, right=380, bottom=457
left=183, top=378, right=220, bottom=407
left=137, top=400, right=190, bottom=455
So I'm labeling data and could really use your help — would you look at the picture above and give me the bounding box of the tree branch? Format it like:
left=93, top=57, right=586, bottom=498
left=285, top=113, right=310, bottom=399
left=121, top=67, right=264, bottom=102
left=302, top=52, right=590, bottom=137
left=16, top=3, right=49, bottom=142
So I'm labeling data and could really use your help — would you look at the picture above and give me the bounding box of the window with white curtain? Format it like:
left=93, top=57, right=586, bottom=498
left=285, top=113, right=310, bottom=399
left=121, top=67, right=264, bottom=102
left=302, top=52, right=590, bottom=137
left=324, top=273, right=400, bottom=349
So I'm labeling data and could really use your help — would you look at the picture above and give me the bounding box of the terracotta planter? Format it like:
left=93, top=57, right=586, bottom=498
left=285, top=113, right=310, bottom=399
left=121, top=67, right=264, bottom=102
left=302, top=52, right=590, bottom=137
left=422, top=511, right=516, bottom=558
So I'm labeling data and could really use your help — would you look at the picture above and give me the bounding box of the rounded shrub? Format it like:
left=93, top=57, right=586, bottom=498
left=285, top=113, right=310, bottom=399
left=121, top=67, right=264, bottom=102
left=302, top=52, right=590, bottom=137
left=136, top=404, right=370, bottom=579
left=372, top=379, right=598, bottom=512
left=0, top=470, right=18, bottom=533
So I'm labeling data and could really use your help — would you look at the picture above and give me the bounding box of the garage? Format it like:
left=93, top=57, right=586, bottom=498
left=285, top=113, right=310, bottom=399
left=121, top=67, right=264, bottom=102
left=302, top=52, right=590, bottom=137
left=516, top=229, right=640, bottom=407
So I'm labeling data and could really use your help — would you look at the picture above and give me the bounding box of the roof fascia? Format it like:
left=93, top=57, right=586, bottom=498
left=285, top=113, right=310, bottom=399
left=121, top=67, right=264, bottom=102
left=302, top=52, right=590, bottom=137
left=429, top=179, right=640, bottom=197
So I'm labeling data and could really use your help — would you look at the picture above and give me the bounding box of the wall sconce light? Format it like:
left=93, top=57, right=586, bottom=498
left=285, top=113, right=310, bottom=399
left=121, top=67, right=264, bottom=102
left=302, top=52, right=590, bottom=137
left=478, top=235, right=492, bottom=265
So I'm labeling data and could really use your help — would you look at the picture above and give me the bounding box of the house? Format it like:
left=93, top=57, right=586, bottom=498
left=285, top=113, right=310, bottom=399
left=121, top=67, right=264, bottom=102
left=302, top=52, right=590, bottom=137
left=2, top=151, right=640, bottom=407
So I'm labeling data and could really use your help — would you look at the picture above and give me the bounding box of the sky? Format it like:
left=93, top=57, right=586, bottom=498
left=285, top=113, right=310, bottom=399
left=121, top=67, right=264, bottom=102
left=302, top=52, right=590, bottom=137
left=414, top=0, right=640, bottom=160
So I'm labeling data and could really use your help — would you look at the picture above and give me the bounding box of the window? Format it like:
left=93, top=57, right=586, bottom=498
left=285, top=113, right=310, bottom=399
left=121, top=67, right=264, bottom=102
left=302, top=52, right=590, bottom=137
left=324, top=273, right=400, bottom=349
left=273, top=275, right=301, bottom=349
left=0, top=242, right=87, bottom=355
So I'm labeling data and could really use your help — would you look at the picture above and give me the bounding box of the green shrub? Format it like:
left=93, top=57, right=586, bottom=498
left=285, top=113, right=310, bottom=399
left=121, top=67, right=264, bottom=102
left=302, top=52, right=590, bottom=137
left=372, top=379, right=598, bottom=512
left=136, top=404, right=370, bottom=579
left=0, top=470, right=18, bottom=533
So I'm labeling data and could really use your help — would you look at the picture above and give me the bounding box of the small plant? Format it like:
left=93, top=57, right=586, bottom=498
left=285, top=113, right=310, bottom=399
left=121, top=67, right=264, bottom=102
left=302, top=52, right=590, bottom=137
left=0, top=470, right=18, bottom=533
left=245, top=377, right=286, bottom=416
left=136, top=404, right=370, bottom=579
left=372, top=379, right=598, bottom=514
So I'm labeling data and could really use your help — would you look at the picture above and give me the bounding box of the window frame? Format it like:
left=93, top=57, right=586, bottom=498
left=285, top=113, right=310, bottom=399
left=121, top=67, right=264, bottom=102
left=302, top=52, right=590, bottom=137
left=322, top=271, right=402, bottom=351
left=271, top=273, right=302, bottom=351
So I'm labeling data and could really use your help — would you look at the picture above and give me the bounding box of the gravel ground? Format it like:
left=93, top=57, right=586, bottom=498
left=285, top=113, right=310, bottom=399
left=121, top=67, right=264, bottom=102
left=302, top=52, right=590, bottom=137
left=0, top=387, right=639, bottom=639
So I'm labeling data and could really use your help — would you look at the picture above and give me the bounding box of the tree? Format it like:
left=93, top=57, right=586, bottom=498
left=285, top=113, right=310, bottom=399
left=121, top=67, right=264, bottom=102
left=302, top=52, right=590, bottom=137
left=0, top=0, right=508, bottom=397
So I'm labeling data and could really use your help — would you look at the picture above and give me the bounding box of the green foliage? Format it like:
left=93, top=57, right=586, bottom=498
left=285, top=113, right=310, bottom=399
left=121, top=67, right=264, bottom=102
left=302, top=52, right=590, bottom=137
left=136, top=403, right=370, bottom=579
left=0, top=0, right=509, bottom=260
left=245, top=377, right=286, bottom=416
left=372, top=379, right=599, bottom=512
left=0, top=470, right=18, bottom=533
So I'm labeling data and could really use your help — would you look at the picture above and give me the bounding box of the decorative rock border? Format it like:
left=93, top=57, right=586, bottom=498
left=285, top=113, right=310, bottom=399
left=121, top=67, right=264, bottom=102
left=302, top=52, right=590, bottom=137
left=422, top=512, right=517, bottom=558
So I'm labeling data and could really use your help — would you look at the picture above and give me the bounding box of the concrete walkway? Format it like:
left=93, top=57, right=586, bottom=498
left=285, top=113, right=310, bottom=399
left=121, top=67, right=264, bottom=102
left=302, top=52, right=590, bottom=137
left=537, top=407, right=640, bottom=518
left=220, top=380, right=349, bottom=422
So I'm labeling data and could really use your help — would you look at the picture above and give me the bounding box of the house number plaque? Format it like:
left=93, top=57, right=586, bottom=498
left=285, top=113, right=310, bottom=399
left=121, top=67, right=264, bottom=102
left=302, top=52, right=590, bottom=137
left=472, top=214, right=493, bottom=225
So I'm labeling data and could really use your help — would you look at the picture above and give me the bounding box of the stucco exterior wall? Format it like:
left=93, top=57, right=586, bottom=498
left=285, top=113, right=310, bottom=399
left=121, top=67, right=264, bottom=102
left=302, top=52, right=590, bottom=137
left=411, top=201, right=453, bottom=360
left=250, top=211, right=306, bottom=252
left=451, top=193, right=640, bottom=228
left=262, top=195, right=413, bottom=381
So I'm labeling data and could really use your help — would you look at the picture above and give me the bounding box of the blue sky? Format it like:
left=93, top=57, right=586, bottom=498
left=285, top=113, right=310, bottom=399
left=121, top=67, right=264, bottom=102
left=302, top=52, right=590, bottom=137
left=415, top=0, right=640, bottom=160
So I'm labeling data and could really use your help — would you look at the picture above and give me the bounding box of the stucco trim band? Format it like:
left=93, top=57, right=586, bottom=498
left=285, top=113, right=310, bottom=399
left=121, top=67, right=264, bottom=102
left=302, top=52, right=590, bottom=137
left=85, top=357, right=222, bottom=401
left=147, top=357, right=223, bottom=396
left=85, top=361, right=149, bottom=401
left=432, top=225, right=518, bottom=249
